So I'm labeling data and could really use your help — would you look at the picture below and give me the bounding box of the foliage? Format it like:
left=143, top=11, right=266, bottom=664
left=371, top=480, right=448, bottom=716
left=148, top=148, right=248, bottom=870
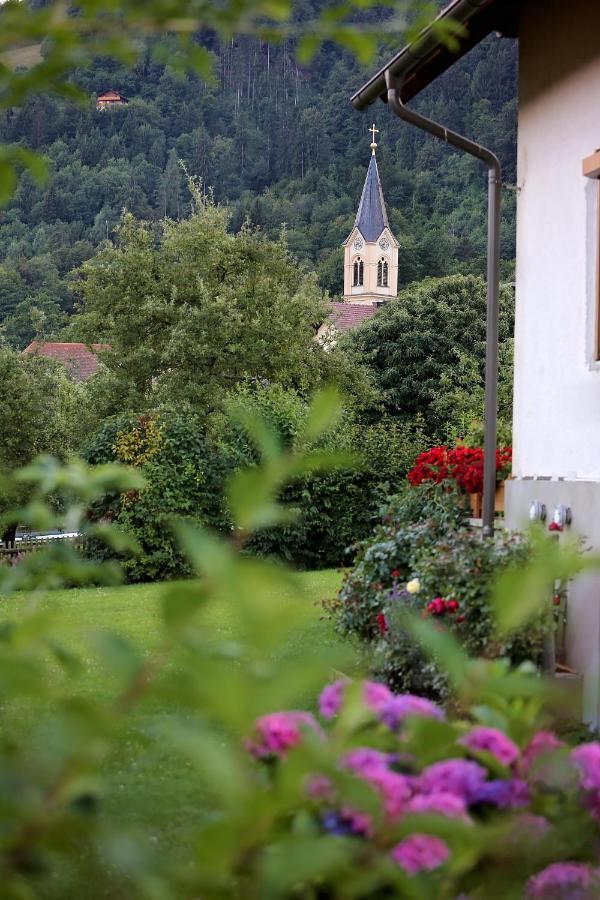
left=430, top=340, right=515, bottom=447
left=244, top=675, right=600, bottom=898
left=212, top=383, right=426, bottom=568
left=84, top=411, right=233, bottom=582
left=65, top=188, right=342, bottom=413
left=329, top=486, right=551, bottom=700
left=0, top=348, right=98, bottom=540
left=0, top=22, right=517, bottom=342
left=1, top=414, right=599, bottom=896
left=344, top=275, right=515, bottom=434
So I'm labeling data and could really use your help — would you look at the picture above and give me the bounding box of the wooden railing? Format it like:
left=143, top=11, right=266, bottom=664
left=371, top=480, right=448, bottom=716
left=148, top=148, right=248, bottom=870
left=0, top=537, right=85, bottom=562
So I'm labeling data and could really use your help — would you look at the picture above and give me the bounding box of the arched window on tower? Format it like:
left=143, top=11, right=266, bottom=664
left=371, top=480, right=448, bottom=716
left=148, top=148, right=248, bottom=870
left=377, top=258, right=389, bottom=288
left=353, top=258, right=364, bottom=287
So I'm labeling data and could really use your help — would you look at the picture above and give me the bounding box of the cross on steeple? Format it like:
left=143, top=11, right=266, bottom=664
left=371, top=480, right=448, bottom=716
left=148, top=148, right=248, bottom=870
left=370, top=123, right=379, bottom=154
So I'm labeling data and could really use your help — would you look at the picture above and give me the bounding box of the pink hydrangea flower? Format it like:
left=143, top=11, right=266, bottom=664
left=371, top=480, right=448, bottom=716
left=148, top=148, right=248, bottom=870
left=391, top=834, right=450, bottom=875
left=459, top=727, right=520, bottom=767
left=523, top=731, right=564, bottom=771
left=318, top=680, right=348, bottom=719
left=306, top=774, right=335, bottom=801
left=419, top=759, right=487, bottom=803
left=379, top=694, right=445, bottom=731
left=363, top=680, right=394, bottom=712
left=571, top=743, right=600, bottom=792
left=343, top=748, right=411, bottom=819
left=343, top=748, right=393, bottom=775
left=246, top=711, right=320, bottom=759
left=405, top=791, right=469, bottom=821
left=527, top=862, right=599, bottom=898
left=318, top=679, right=392, bottom=720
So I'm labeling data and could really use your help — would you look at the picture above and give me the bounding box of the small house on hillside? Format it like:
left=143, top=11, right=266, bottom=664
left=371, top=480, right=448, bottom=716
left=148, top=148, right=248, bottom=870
left=23, top=341, right=107, bottom=382
left=96, top=89, right=128, bottom=110
left=353, top=0, right=600, bottom=724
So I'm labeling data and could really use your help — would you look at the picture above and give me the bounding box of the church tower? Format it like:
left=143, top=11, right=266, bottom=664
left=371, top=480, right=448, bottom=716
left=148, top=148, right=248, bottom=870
left=342, top=125, right=399, bottom=305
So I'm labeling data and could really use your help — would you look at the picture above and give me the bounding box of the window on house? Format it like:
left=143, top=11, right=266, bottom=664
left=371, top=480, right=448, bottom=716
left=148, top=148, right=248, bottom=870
left=583, top=150, right=600, bottom=359
left=353, top=258, right=364, bottom=287
left=377, top=258, right=388, bottom=288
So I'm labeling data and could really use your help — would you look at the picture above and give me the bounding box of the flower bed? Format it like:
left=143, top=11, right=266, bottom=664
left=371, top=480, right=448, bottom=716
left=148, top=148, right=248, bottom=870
left=328, top=486, right=550, bottom=700
left=247, top=678, right=600, bottom=898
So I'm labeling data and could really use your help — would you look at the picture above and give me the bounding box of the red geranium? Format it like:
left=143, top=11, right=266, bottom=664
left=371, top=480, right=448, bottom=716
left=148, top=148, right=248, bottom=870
left=408, top=445, right=512, bottom=496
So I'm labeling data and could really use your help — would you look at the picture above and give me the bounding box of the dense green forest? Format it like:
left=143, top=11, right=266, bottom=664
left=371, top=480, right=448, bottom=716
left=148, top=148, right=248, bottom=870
left=0, top=11, right=517, bottom=348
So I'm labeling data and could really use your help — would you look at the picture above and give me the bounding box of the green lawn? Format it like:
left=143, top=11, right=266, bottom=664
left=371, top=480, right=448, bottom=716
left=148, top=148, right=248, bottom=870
left=1, top=570, right=348, bottom=897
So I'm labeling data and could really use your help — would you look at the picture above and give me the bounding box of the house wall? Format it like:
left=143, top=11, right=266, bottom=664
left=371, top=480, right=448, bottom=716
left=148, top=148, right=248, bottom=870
left=507, top=0, right=600, bottom=724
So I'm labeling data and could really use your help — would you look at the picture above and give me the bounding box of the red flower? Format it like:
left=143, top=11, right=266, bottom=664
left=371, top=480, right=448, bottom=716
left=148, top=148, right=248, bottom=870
left=391, top=569, right=400, bottom=579
left=553, top=594, right=562, bottom=607
left=376, top=613, right=388, bottom=635
left=446, top=599, right=459, bottom=613
left=548, top=522, right=563, bottom=533
left=427, top=598, right=447, bottom=617
left=456, top=615, right=466, bottom=624
left=408, top=444, right=512, bottom=496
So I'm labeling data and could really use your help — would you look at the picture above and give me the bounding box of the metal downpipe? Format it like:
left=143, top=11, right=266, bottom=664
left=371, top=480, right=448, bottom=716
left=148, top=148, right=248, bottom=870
left=385, top=71, right=502, bottom=537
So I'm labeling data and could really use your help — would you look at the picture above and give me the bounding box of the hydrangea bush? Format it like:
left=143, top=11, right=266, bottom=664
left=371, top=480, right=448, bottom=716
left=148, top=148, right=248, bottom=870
left=247, top=677, right=600, bottom=898
left=328, top=485, right=551, bottom=699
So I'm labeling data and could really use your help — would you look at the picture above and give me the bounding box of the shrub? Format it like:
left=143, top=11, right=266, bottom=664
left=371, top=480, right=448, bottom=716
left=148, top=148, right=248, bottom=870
left=213, top=384, right=426, bottom=569
left=84, top=411, right=232, bottom=581
left=329, top=486, right=551, bottom=700
left=245, top=677, right=600, bottom=898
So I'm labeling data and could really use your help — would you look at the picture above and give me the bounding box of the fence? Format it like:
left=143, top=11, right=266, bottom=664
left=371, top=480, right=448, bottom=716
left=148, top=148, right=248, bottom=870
left=0, top=536, right=85, bottom=563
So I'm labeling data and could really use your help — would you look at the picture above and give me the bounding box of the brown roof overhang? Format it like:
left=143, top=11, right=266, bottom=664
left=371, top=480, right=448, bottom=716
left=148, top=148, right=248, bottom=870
left=351, top=0, right=522, bottom=111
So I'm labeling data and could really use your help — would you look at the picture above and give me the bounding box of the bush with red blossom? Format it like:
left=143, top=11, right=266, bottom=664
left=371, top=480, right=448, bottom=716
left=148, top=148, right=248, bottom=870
left=408, top=444, right=512, bottom=495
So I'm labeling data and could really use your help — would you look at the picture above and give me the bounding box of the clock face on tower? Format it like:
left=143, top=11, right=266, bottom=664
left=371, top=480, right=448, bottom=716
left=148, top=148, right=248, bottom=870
left=353, top=237, right=363, bottom=250
left=378, top=237, right=390, bottom=251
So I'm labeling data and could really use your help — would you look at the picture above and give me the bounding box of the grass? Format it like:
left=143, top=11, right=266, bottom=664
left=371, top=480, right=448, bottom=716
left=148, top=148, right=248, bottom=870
left=1, top=42, right=43, bottom=70
left=1, top=570, right=348, bottom=897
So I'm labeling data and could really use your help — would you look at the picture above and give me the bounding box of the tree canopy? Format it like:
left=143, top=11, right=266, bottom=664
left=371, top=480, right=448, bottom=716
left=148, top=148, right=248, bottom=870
left=67, top=184, right=346, bottom=413
left=344, top=274, right=515, bottom=434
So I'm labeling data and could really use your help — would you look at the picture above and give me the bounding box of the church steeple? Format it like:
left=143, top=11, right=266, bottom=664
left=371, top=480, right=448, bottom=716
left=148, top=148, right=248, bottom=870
left=342, top=125, right=399, bottom=305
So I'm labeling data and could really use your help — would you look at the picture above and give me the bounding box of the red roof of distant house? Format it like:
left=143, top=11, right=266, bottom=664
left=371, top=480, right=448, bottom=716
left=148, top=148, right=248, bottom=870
left=97, top=89, right=129, bottom=103
left=23, top=342, right=109, bottom=382
left=328, top=302, right=380, bottom=333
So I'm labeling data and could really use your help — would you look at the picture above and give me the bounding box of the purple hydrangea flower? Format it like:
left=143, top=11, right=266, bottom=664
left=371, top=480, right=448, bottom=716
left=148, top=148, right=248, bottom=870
left=419, top=759, right=488, bottom=803
left=405, top=791, right=469, bottom=821
left=321, top=807, right=373, bottom=837
left=474, top=778, right=530, bottom=809
left=379, top=695, right=445, bottom=731
left=459, top=727, right=520, bottom=767
left=246, top=711, right=321, bottom=759
left=571, top=743, right=600, bottom=792
left=527, top=862, right=599, bottom=899
left=391, top=834, right=450, bottom=875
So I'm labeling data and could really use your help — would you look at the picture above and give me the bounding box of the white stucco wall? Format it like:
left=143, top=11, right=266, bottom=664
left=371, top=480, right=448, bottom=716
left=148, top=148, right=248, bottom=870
left=513, top=0, right=600, bottom=479
left=507, top=0, right=600, bottom=724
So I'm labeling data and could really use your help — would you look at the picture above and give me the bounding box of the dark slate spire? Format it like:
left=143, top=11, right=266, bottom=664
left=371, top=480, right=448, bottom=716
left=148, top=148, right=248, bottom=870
left=354, top=152, right=389, bottom=243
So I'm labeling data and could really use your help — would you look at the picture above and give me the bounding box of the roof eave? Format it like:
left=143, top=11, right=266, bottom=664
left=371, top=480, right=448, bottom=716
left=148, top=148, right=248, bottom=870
left=351, top=0, right=521, bottom=111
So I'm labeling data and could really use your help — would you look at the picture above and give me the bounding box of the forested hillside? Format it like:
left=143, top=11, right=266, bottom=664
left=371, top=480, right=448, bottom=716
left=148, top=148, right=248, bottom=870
left=0, top=11, right=517, bottom=348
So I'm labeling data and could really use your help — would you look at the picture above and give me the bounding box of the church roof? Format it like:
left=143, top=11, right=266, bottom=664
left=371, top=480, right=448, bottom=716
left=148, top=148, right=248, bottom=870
left=328, top=301, right=380, bottom=332
left=353, top=153, right=390, bottom=243
left=23, top=341, right=109, bottom=382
